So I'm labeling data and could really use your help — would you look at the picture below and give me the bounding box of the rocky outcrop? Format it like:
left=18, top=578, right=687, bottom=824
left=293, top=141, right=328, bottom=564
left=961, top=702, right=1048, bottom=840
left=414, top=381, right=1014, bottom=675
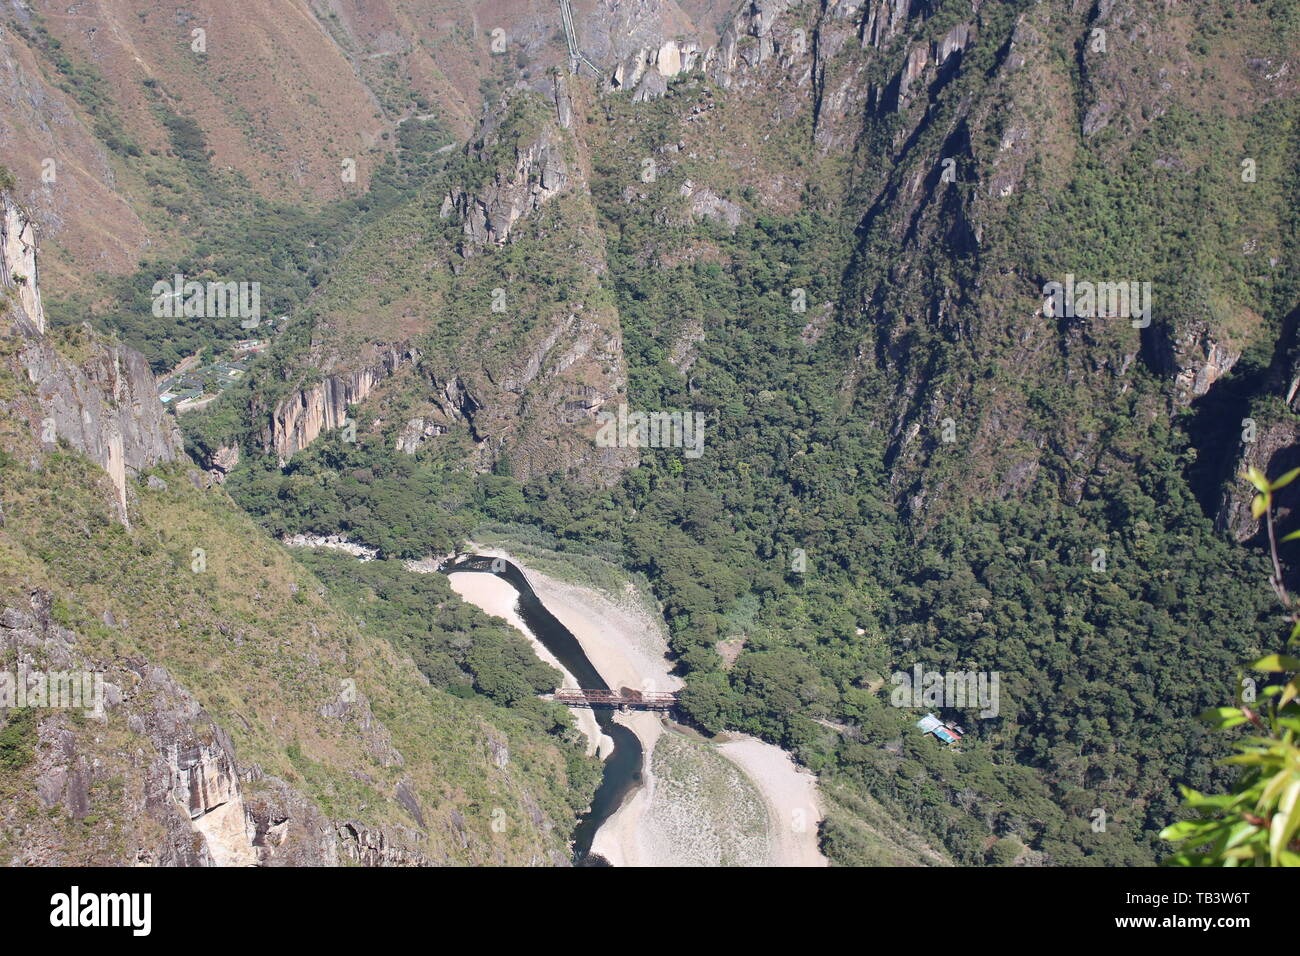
left=337, top=821, right=432, bottom=866
left=131, top=669, right=258, bottom=867
left=1173, top=327, right=1241, bottom=400
left=282, top=534, right=379, bottom=561
left=1, top=192, right=43, bottom=333
left=679, top=180, right=744, bottom=229
left=1, top=589, right=429, bottom=867
left=441, top=89, right=572, bottom=250
left=18, top=333, right=184, bottom=522
left=1216, top=419, right=1300, bottom=542
left=204, top=444, right=240, bottom=484
left=711, top=0, right=797, bottom=81
left=1, top=190, right=180, bottom=523
left=890, top=21, right=974, bottom=111
left=265, top=344, right=416, bottom=463
left=611, top=38, right=704, bottom=100
left=863, top=0, right=913, bottom=50
left=601, top=0, right=811, bottom=97
left=395, top=416, right=447, bottom=455
left=1, top=592, right=248, bottom=865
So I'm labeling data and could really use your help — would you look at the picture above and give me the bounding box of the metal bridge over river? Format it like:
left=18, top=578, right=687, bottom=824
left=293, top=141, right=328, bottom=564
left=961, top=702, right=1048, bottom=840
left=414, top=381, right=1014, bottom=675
left=441, top=554, right=680, bottom=712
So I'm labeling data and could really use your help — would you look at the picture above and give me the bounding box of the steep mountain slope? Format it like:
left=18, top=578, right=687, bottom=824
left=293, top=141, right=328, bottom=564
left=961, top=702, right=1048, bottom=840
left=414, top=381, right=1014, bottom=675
left=203, top=0, right=1298, bottom=867
left=194, top=77, right=637, bottom=486
left=1, top=0, right=728, bottom=292
left=11, top=0, right=1300, bottom=869
left=0, top=184, right=597, bottom=865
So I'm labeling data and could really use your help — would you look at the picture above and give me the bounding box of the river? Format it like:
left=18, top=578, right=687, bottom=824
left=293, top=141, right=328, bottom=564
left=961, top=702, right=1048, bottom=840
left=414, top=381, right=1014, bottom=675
left=443, top=555, right=640, bottom=864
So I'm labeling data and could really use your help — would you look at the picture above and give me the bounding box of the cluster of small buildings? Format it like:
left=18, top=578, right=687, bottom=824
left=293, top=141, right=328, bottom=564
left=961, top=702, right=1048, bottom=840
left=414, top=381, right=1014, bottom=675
left=157, top=319, right=284, bottom=410
left=158, top=354, right=254, bottom=408
left=916, top=713, right=965, bottom=746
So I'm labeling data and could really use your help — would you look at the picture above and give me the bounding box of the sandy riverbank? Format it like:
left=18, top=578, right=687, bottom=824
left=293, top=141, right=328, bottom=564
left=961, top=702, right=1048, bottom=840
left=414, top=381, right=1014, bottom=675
left=445, top=570, right=609, bottom=758
left=718, top=736, right=828, bottom=867
left=457, top=545, right=828, bottom=867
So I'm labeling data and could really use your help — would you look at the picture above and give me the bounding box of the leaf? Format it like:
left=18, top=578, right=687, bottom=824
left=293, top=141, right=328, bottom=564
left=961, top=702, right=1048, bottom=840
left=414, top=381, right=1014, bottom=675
left=1200, top=706, right=1248, bottom=729
left=1251, top=654, right=1300, bottom=672
left=1270, top=467, right=1300, bottom=492
left=1248, top=466, right=1271, bottom=493
left=1183, top=791, right=1237, bottom=810
left=1160, top=819, right=1221, bottom=843
left=1223, top=753, right=1269, bottom=766
left=1269, top=779, right=1300, bottom=864
left=1221, top=844, right=1258, bottom=860
left=1252, top=494, right=1269, bottom=519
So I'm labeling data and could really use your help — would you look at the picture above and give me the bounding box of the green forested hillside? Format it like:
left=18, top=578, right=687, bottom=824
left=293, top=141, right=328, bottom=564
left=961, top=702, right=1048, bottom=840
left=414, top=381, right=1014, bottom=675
left=38, top=0, right=1300, bottom=867
left=0, top=326, right=598, bottom=864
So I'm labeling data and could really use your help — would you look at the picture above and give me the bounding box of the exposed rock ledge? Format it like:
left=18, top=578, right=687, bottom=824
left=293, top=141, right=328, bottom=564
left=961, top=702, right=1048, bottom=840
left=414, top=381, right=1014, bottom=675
left=265, top=344, right=417, bottom=463
left=2, top=189, right=180, bottom=524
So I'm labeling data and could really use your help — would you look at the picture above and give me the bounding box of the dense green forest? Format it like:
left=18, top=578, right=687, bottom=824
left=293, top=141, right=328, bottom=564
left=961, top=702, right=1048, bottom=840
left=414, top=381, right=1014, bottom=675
left=212, top=194, right=1282, bottom=864
left=130, top=1, right=1300, bottom=866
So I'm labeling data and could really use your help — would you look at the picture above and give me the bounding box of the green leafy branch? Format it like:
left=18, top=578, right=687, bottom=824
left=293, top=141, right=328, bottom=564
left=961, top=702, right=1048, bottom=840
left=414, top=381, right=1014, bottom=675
left=1161, top=466, right=1300, bottom=866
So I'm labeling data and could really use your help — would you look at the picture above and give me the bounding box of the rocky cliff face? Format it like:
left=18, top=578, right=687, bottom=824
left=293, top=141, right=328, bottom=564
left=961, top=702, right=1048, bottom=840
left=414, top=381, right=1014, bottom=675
left=1, top=190, right=181, bottom=523
left=264, top=344, right=418, bottom=463
left=442, top=125, right=570, bottom=249
left=0, top=590, right=432, bottom=867
left=1, top=192, right=43, bottom=334
left=1212, top=315, right=1300, bottom=543
left=18, top=332, right=184, bottom=521
left=441, top=81, right=575, bottom=251
left=600, top=0, right=800, bottom=100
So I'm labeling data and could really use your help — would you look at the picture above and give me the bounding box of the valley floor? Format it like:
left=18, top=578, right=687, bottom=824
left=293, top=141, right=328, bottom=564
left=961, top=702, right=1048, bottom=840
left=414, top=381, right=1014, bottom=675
left=455, top=544, right=828, bottom=867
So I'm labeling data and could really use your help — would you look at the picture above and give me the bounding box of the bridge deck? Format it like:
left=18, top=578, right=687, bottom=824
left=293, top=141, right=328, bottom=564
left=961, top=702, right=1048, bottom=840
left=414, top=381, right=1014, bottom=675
left=552, top=688, right=679, bottom=711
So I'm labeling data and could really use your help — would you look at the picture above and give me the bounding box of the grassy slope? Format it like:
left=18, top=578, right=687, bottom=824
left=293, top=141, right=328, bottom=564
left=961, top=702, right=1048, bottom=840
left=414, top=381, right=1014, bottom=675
left=0, top=339, right=597, bottom=864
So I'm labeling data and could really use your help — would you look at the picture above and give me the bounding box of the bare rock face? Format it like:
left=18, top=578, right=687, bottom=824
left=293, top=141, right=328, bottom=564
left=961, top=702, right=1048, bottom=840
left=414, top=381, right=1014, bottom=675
left=0, top=594, right=228, bottom=865
left=1216, top=332, right=1300, bottom=542
left=1144, top=315, right=1247, bottom=405
left=265, top=343, right=417, bottom=463
left=206, top=444, right=241, bottom=483
left=336, top=821, right=432, bottom=866
left=679, top=180, right=744, bottom=229
left=864, top=0, right=914, bottom=50
left=132, top=667, right=259, bottom=867
left=895, top=44, right=929, bottom=106
left=611, top=39, right=704, bottom=93
left=18, top=331, right=184, bottom=521
left=0, top=192, right=43, bottom=333
left=583, top=0, right=703, bottom=70
left=395, top=417, right=446, bottom=455
left=1216, top=420, right=1300, bottom=542
left=598, top=0, right=813, bottom=98
left=1173, top=326, right=1241, bottom=400
left=1, top=189, right=181, bottom=523
left=443, top=120, right=570, bottom=250
left=632, top=66, right=670, bottom=102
